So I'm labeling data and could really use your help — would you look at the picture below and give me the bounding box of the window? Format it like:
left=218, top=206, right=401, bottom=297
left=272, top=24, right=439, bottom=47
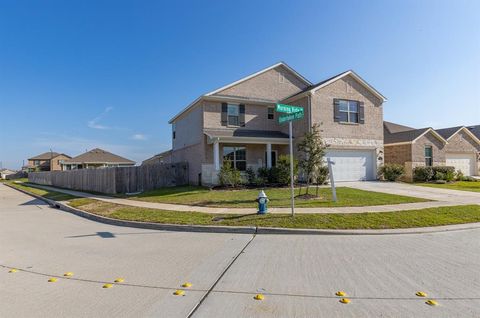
left=424, top=146, right=433, bottom=166
left=227, top=104, right=240, bottom=126
left=267, top=107, right=274, bottom=120
left=278, top=72, right=285, bottom=83
left=34, top=160, right=40, bottom=166
left=264, top=151, right=277, bottom=167
left=172, top=123, right=176, bottom=139
left=223, top=146, right=246, bottom=171
left=338, top=100, right=359, bottom=123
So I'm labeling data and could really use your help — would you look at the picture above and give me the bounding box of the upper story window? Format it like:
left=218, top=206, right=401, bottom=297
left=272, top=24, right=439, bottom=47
left=424, top=145, right=433, bottom=166
left=338, top=100, right=359, bottom=123
left=267, top=107, right=274, bottom=120
left=172, top=123, right=176, bottom=139
left=34, top=160, right=40, bottom=166
left=278, top=72, right=285, bottom=83
left=227, top=104, right=240, bottom=126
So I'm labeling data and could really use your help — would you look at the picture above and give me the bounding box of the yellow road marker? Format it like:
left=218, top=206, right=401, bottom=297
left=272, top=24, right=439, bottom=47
left=339, top=298, right=351, bottom=304
left=63, top=272, right=74, bottom=277
left=254, top=294, right=265, bottom=300
left=336, top=291, right=347, bottom=297
left=48, top=278, right=57, bottom=283
left=8, top=269, right=18, bottom=273
left=182, top=282, right=192, bottom=288
left=103, top=283, right=113, bottom=288
left=173, top=290, right=185, bottom=296
left=416, top=291, right=427, bottom=297
left=114, top=278, right=125, bottom=283
left=426, top=299, right=438, bottom=306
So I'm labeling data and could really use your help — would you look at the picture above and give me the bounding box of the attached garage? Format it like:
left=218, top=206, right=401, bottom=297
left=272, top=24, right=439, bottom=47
left=446, top=153, right=476, bottom=176
left=325, top=149, right=376, bottom=181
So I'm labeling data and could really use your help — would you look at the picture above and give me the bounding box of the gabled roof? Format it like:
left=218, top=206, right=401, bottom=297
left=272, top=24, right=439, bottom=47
left=169, top=62, right=311, bottom=124
left=63, top=148, right=135, bottom=165
left=436, top=125, right=480, bottom=144
left=383, top=121, right=416, bottom=134
left=467, top=125, right=480, bottom=140
left=284, top=70, right=387, bottom=103
left=28, top=152, right=71, bottom=160
left=384, top=122, right=448, bottom=145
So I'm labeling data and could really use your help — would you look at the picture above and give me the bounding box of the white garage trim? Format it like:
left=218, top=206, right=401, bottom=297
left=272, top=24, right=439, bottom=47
left=325, top=149, right=376, bottom=182
left=446, top=153, right=476, bottom=176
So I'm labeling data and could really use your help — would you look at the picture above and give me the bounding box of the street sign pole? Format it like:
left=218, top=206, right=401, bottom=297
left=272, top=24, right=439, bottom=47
left=289, top=120, right=295, bottom=216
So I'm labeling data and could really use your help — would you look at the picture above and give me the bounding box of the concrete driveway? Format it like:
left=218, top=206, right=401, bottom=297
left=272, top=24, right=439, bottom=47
left=342, top=181, right=480, bottom=204
left=1, top=184, right=480, bottom=317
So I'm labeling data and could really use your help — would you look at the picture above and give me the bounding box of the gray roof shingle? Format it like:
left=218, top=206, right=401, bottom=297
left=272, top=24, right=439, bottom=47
left=63, top=148, right=135, bottom=164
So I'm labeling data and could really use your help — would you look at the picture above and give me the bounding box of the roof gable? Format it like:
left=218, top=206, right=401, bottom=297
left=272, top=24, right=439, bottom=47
left=63, top=148, right=135, bottom=164
left=28, top=152, right=71, bottom=160
left=284, top=70, right=387, bottom=103
left=437, top=126, right=480, bottom=145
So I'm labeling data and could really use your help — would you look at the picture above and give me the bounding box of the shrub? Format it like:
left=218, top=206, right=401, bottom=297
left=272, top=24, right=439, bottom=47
left=413, top=166, right=434, bottom=182
left=316, top=166, right=329, bottom=185
left=257, top=167, right=269, bottom=185
left=456, top=170, right=465, bottom=181
left=245, top=167, right=256, bottom=185
left=218, top=160, right=242, bottom=187
left=276, top=155, right=298, bottom=185
left=434, top=171, right=445, bottom=181
left=379, top=163, right=405, bottom=181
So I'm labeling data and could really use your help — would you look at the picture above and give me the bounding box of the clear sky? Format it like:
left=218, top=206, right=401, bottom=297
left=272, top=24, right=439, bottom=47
left=0, top=0, right=479, bottom=169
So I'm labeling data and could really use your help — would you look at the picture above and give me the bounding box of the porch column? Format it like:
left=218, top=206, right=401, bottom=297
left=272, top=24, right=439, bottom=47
left=266, top=143, right=272, bottom=168
left=213, top=140, right=220, bottom=171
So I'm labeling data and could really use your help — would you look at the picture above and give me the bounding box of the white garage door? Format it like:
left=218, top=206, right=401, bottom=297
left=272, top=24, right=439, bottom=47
left=325, top=149, right=375, bottom=181
left=446, top=153, right=475, bottom=176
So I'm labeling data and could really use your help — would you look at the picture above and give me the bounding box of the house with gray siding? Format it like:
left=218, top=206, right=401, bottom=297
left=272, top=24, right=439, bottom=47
left=167, top=62, right=387, bottom=185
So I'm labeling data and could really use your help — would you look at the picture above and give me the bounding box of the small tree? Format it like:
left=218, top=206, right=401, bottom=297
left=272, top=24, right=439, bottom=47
left=297, top=124, right=327, bottom=195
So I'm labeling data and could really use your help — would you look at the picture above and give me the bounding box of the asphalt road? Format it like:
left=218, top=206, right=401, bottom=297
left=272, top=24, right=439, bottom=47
left=1, top=183, right=479, bottom=317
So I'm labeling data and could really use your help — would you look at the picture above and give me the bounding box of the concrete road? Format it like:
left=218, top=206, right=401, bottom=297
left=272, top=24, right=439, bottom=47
left=1, top=184, right=480, bottom=317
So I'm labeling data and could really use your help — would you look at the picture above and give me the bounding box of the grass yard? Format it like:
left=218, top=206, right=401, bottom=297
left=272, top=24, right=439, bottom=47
left=68, top=198, right=480, bottom=229
left=415, top=181, right=480, bottom=193
left=126, top=186, right=429, bottom=208
left=4, top=180, right=78, bottom=201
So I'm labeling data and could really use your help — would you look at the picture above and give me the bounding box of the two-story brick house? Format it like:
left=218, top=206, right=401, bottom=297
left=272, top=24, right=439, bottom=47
left=167, top=62, right=387, bottom=185
left=27, top=152, right=71, bottom=172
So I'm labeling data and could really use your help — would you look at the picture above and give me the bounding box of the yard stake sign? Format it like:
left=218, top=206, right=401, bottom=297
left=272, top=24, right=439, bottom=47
left=276, top=104, right=305, bottom=216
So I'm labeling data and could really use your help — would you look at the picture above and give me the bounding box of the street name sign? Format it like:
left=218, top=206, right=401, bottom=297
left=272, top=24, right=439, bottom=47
left=278, top=111, right=304, bottom=124
left=276, top=103, right=304, bottom=114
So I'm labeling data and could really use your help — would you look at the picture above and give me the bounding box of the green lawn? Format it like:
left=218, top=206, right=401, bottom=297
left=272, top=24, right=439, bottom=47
left=4, top=180, right=78, bottom=201
left=415, top=181, right=480, bottom=193
left=126, top=186, right=428, bottom=208
left=68, top=198, right=480, bottom=229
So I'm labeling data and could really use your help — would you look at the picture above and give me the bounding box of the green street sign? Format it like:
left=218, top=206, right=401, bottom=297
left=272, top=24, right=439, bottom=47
left=278, top=110, right=304, bottom=124
left=276, top=103, right=304, bottom=114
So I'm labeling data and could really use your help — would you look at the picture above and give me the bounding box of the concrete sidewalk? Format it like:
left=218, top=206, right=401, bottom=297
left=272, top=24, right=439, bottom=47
left=22, top=183, right=479, bottom=214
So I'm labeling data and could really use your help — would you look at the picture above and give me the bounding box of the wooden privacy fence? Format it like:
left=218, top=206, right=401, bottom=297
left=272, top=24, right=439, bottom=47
left=28, top=163, right=189, bottom=194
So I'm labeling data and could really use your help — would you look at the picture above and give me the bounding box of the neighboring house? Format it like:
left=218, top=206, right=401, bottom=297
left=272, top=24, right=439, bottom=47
left=61, top=148, right=135, bottom=170
left=166, top=62, right=387, bottom=185
left=142, top=150, right=173, bottom=165
left=27, top=152, right=72, bottom=172
left=384, top=122, right=480, bottom=180
left=1, top=169, right=16, bottom=180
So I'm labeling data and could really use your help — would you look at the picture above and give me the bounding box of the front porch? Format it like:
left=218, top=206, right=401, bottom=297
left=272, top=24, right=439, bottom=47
left=202, top=129, right=291, bottom=185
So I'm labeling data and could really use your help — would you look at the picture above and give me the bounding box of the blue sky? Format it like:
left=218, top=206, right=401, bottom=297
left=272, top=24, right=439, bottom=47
left=0, top=0, right=479, bottom=169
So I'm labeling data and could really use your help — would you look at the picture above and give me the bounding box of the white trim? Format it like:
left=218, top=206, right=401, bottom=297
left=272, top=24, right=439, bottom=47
left=205, top=62, right=311, bottom=97
left=205, top=135, right=290, bottom=145
left=283, top=70, right=387, bottom=103
left=168, top=97, right=202, bottom=124
left=412, top=128, right=448, bottom=144
left=446, top=126, right=480, bottom=145
left=384, top=142, right=413, bottom=146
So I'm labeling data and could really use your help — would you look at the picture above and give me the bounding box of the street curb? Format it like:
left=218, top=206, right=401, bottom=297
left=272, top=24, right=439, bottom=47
left=4, top=182, right=480, bottom=235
